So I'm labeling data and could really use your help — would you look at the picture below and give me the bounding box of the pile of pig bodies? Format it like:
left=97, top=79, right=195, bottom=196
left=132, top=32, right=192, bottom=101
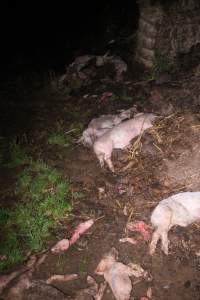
left=78, top=108, right=135, bottom=147
left=79, top=110, right=156, bottom=172
left=80, top=113, right=200, bottom=257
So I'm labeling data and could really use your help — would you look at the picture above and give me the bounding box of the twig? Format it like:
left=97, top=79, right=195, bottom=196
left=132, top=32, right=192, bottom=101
left=153, top=143, right=163, bottom=153
left=65, top=128, right=78, bottom=134
left=95, top=215, right=105, bottom=222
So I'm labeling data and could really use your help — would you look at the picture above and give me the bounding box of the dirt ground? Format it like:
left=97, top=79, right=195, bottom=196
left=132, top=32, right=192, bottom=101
left=1, top=61, right=200, bottom=300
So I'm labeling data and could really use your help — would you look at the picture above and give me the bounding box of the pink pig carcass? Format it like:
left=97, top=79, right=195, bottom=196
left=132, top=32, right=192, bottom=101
left=93, top=113, right=156, bottom=172
left=80, top=115, right=122, bottom=147
left=79, top=109, right=134, bottom=147
left=150, top=192, right=200, bottom=255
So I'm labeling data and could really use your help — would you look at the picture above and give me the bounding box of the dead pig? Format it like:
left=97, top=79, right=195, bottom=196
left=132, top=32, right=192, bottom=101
left=79, top=108, right=135, bottom=147
left=79, top=115, right=122, bottom=147
left=93, top=113, right=156, bottom=172
left=95, top=247, right=146, bottom=300
left=150, top=192, right=200, bottom=255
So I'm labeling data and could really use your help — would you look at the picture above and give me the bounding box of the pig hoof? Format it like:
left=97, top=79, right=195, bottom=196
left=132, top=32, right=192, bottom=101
left=161, top=246, right=169, bottom=255
left=100, top=163, right=104, bottom=169
left=149, top=246, right=155, bottom=256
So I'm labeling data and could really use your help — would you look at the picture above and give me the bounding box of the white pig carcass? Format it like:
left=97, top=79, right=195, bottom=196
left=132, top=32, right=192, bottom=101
left=79, top=109, right=135, bottom=147
left=93, top=113, right=156, bottom=172
left=150, top=192, right=200, bottom=255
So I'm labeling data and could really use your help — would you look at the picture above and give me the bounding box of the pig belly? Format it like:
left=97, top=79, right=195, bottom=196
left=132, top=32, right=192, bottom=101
left=168, top=192, right=200, bottom=223
left=112, top=130, right=137, bottom=149
left=175, top=195, right=200, bottom=213
left=114, top=140, right=131, bottom=149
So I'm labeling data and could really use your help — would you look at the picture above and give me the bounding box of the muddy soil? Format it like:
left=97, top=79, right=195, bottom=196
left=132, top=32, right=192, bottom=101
left=1, top=64, right=200, bottom=300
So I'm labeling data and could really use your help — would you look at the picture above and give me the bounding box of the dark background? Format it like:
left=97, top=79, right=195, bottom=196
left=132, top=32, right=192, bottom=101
left=1, top=1, right=139, bottom=73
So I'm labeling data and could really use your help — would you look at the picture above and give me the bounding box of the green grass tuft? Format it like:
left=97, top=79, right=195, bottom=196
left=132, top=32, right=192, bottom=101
left=47, top=133, right=70, bottom=146
left=0, top=159, right=72, bottom=271
left=143, top=51, right=173, bottom=82
left=5, top=140, right=30, bottom=168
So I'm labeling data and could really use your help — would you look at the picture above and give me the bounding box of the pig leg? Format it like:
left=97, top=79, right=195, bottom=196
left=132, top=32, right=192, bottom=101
left=105, top=156, right=115, bottom=172
left=149, top=229, right=161, bottom=255
left=150, top=227, right=170, bottom=255
left=160, top=208, right=173, bottom=255
left=150, top=228, right=169, bottom=255
left=160, top=230, right=170, bottom=255
left=97, top=154, right=105, bottom=168
left=150, top=207, right=172, bottom=255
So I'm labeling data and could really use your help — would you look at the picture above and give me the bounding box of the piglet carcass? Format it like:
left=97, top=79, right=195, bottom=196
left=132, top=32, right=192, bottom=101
left=150, top=192, right=200, bottom=255
left=95, top=247, right=146, bottom=300
left=79, top=109, right=134, bottom=147
left=93, top=113, right=156, bottom=172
